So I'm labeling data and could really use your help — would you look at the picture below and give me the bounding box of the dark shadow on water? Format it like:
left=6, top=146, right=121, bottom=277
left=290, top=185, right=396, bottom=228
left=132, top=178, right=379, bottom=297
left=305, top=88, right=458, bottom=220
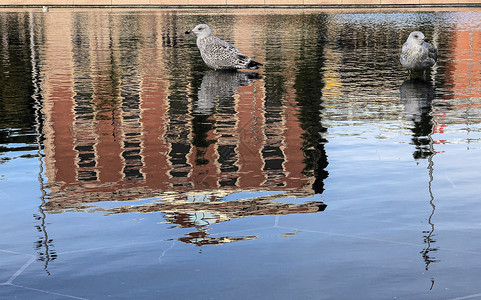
left=293, top=18, right=329, bottom=195
left=28, top=15, right=56, bottom=275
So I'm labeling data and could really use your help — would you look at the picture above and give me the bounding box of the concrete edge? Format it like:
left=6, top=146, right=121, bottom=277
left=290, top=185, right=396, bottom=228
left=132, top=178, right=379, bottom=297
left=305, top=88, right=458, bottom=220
left=1, top=3, right=481, bottom=9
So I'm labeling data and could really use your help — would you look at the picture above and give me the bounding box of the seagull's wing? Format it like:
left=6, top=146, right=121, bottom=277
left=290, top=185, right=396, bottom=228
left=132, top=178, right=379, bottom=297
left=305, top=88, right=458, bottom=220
left=401, top=41, right=409, bottom=54
left=204, top=37, right=250, bottom=68
left=400, top=41, right=412, bottom=63
left=425, top=42, right=438, bottom=63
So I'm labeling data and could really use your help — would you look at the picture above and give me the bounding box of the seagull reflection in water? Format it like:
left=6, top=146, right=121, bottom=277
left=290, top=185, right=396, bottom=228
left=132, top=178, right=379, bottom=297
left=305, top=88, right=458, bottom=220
left=194, top=70, right=260, bottom=116
left=400, top=78, right=435, bottom=123
left=400, top=78, right=439, bottom=279
left=400, top=78, right=436, bottom=160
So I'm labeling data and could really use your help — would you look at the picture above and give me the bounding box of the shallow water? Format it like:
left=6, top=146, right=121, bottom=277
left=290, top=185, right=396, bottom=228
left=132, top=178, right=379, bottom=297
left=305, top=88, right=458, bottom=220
left=1, top=8, right=481, bottom=299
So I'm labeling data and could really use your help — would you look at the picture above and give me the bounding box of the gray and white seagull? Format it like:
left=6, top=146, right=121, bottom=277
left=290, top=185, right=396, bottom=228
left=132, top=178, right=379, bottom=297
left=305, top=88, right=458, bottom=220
left=185, top=24, right=262, bottom=70
left=400, top=31, right=438, bottom=77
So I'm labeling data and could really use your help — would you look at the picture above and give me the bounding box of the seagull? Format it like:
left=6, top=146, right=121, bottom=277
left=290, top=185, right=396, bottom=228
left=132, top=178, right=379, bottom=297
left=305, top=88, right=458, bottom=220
left=185, top=24, right=262, bottom=70
left=400, top=31, right=438, bottom=77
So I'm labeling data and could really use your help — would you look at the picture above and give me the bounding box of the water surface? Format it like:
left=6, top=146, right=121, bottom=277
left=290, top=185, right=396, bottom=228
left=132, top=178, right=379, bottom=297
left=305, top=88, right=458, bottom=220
left=1, top=8, right=481, bottom=299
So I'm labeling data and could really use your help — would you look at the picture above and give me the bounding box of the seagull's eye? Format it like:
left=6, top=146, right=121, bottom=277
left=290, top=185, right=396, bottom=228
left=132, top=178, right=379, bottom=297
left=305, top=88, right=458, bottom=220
left=199, top=28, right=203, bottom=31
left=414, top=35, right=418, bottom=38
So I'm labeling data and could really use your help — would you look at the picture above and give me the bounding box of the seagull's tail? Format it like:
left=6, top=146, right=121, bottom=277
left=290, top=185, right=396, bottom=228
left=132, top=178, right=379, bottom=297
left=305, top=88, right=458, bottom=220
left=246, top=60, right=263, bottom=70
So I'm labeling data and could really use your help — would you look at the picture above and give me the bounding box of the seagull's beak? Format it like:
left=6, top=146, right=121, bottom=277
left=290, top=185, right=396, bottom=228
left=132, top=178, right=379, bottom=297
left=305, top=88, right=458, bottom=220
left=185, top=30, right=192, bottom=34
left=424, top=38, right=430, bottom=42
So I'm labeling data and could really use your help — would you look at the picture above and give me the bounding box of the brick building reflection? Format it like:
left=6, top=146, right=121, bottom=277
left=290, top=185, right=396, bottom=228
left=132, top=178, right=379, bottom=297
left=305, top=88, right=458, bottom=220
left=38, top=11, right=329, bottom=245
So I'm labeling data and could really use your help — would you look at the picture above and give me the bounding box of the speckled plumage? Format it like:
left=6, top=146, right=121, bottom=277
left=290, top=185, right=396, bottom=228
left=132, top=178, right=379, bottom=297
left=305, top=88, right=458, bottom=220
left=400, top=31, right=438, bottom=74
left=186, top=24, right=262, bottom=70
